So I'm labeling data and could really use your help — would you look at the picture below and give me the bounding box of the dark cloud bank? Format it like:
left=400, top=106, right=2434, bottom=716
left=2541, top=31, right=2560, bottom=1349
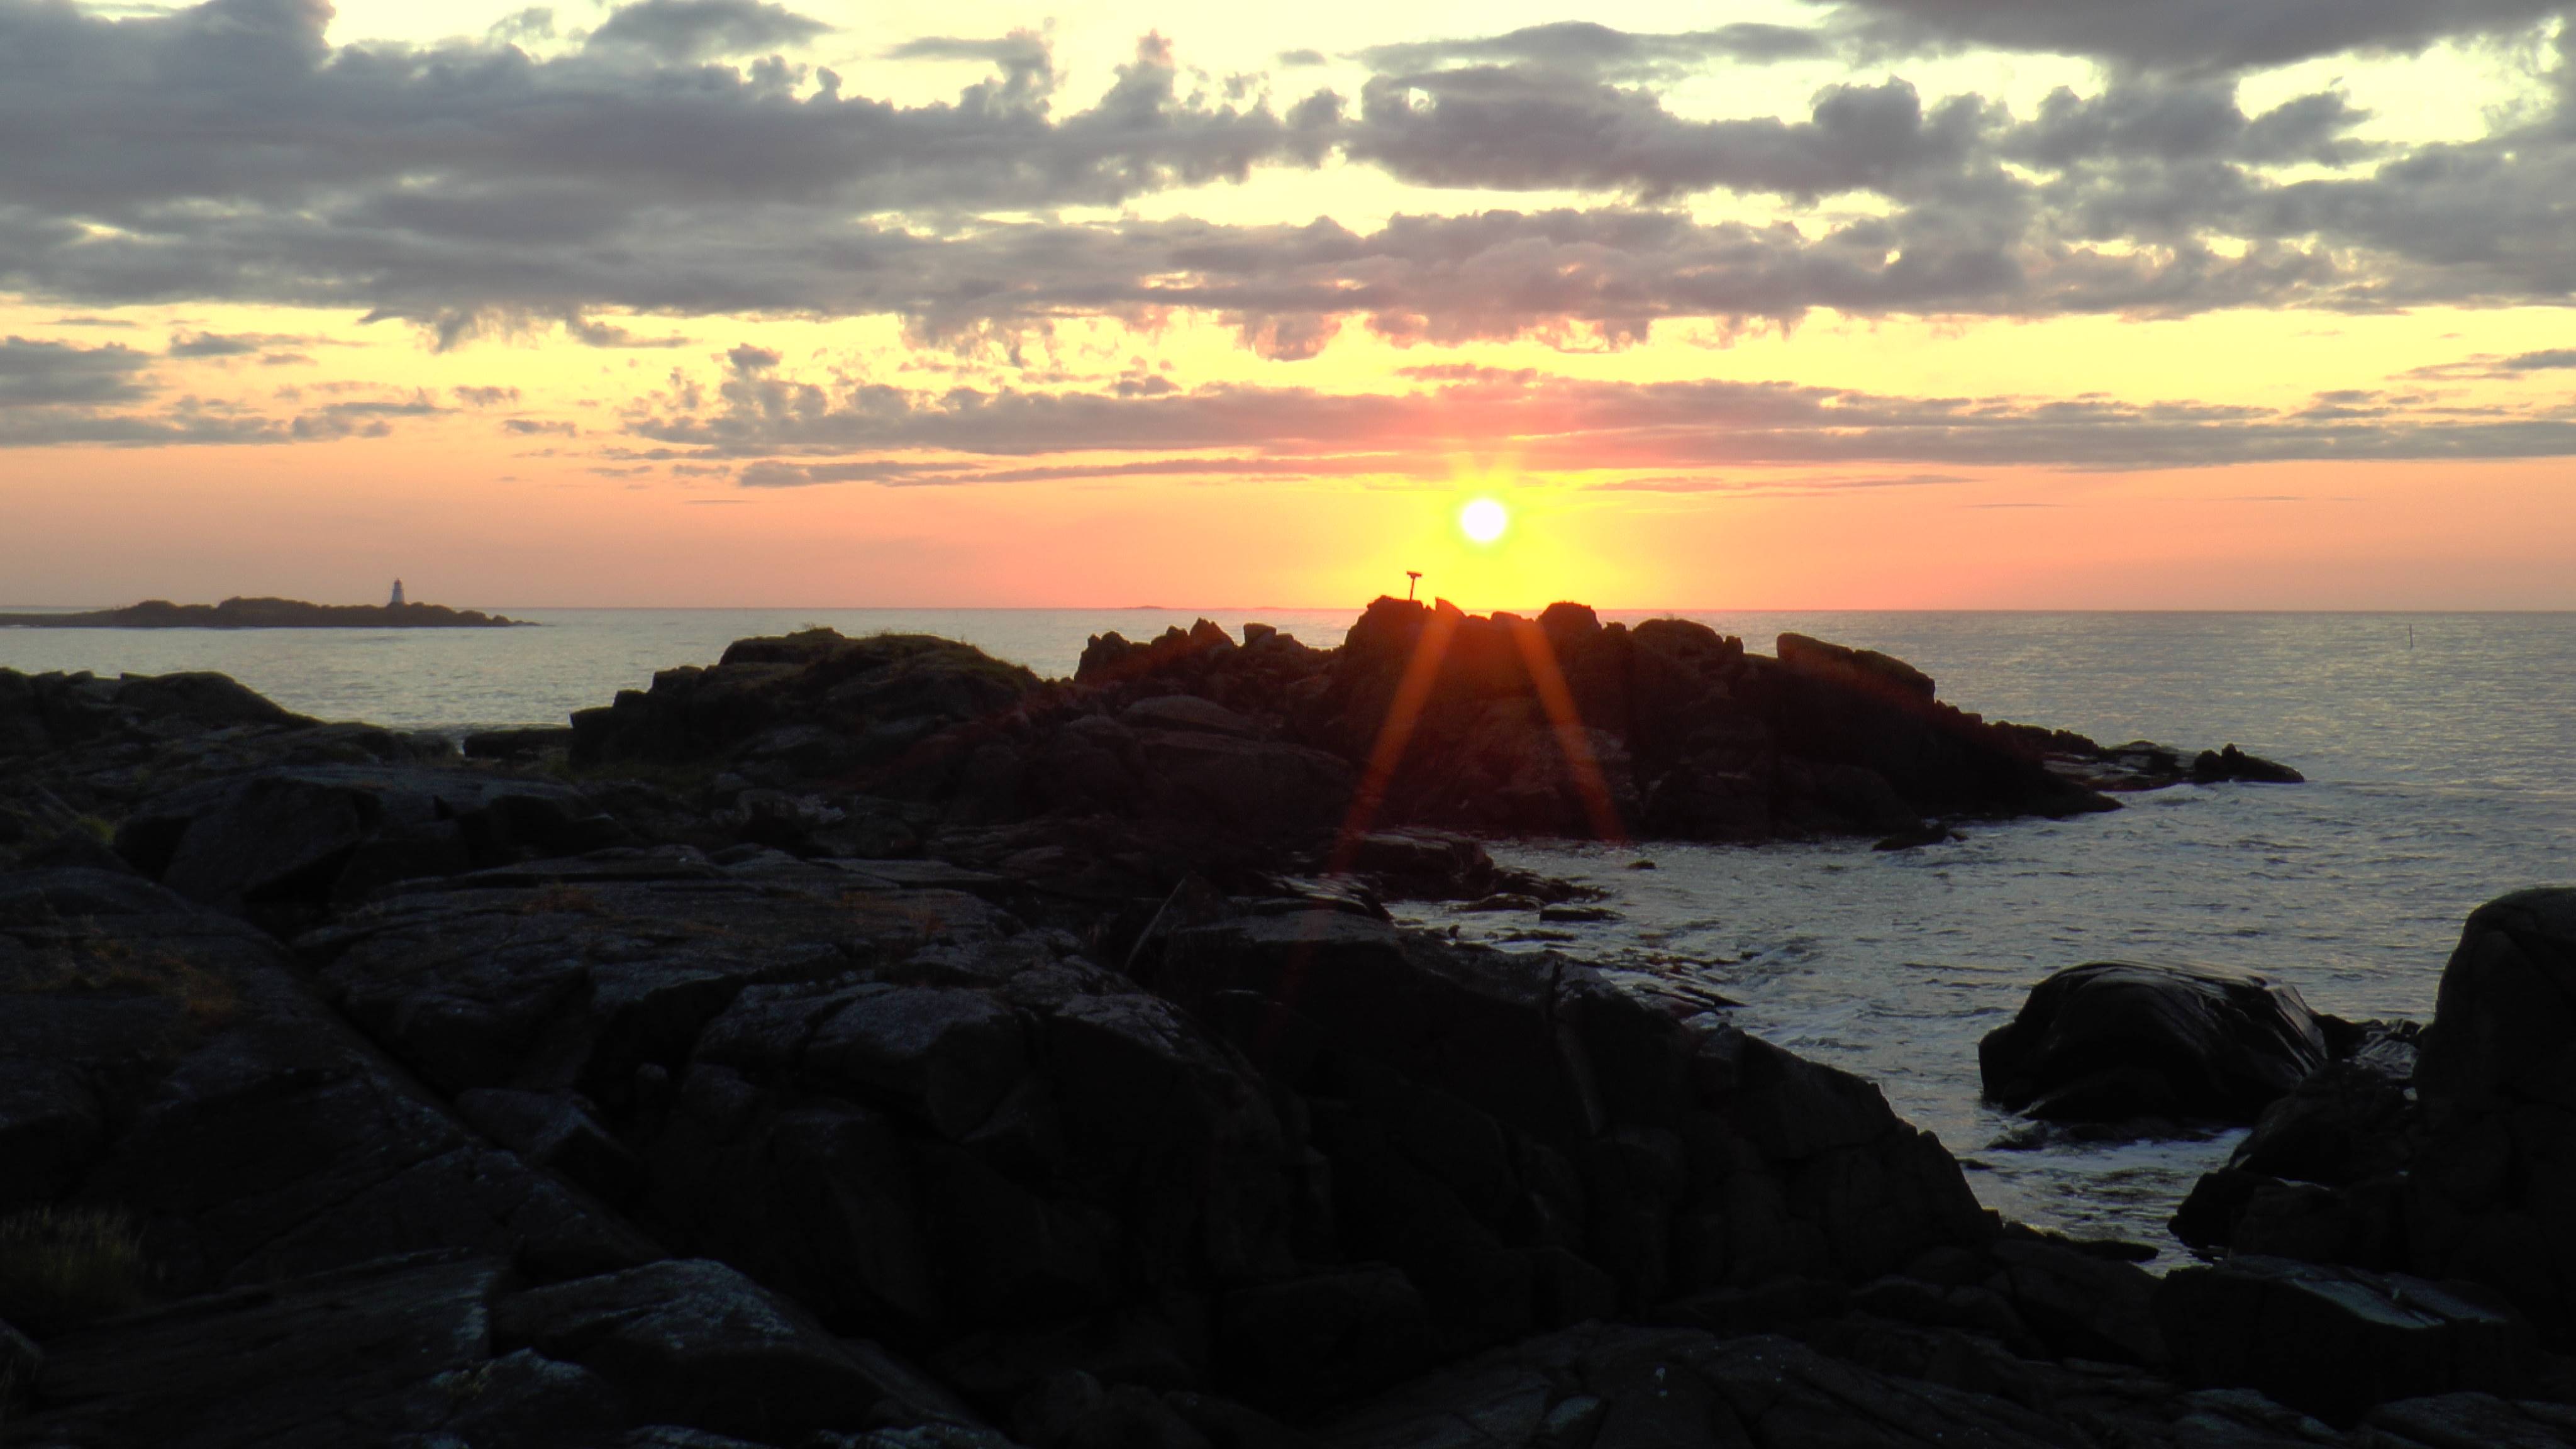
left=4, top=0, right=2573, bottom=468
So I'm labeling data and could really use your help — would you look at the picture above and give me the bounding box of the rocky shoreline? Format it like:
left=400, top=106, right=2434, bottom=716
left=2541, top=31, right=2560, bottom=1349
left=0, top=597, right=527, bottom=630
left=9, top=601, right=2564, bottom=1448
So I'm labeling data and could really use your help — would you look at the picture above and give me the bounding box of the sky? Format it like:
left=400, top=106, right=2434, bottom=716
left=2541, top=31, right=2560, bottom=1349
left=3, top=0, right=2574, bottom=609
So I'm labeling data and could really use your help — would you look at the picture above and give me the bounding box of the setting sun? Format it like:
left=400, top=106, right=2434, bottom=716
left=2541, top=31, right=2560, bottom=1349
left=1460, top=497, right=1509, bottom=546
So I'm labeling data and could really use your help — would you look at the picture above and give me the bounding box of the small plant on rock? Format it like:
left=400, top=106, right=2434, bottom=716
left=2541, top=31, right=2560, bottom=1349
left=0, top=1207, right=149, bottom=1337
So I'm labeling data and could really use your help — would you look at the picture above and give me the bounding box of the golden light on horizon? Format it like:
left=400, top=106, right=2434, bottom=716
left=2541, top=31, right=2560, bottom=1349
left=1460, top=497, right=1509, bottom=546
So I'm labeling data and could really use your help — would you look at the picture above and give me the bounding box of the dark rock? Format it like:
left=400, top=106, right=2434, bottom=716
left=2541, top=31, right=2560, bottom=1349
left=1122, top=696, right=1261, bottom=738
left=0, top=596, right=526, bottom=630
left=1872, top=819, right=1957, bottom=851
left=2156, top=1255, right=2534, bottom=1423
left=1319, top=1323, right=2091, bottom=1448
left=10, top=1253, right=506, bottom=1448
left=1216, top=1267, right=1437, bottom=1411
left=1983, top=1236, right=2165, bottom=1367
left=569, top=630, right=1042, bottom=777
left=2191, top=744, right=2306, bottom=784
left=0, top=868, right=658, bottom=1293
left=494, top=1258, right=957, bottom=1442
left=464, top=726, right=578, bottom=760
left=2, top=1316, right=38, bottom=1410
left=2404, top=887, right=2576, bottom=1343
left=119, top=765, right=623, bottom=922
left=457, top=1088, right=648, bottom=1205
left=1980, top=960, right=2330, bottom=1123
left=1777, top=631, right=1937, bottom=701
left=2360, top=1392, right=2576, bottom=1448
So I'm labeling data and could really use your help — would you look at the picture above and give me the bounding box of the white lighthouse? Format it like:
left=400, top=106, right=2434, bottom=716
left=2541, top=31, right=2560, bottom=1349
left=389, top=579, right=406, bottom=607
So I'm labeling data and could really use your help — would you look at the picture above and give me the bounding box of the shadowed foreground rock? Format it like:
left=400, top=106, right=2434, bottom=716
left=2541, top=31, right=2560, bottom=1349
left=2170, top=887, right=2576, bottom=1363
left=21, top=618, right=2558, bottom=1449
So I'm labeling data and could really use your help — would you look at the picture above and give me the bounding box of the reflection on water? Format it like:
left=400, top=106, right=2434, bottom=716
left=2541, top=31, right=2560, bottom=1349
left=9, top=608, right=2572, bottom=1254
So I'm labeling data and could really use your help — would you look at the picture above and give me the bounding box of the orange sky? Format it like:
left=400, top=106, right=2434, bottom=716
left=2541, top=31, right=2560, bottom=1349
left=4, top=1, right=2573, bottom=609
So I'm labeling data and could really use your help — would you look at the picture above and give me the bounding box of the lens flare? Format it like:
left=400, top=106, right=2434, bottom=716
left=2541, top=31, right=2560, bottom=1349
left=1460, top=497, right=1509, bottom=545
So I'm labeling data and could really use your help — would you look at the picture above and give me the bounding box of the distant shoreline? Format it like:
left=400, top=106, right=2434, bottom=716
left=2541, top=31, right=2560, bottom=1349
left=0, top=597, right=531, bottom=630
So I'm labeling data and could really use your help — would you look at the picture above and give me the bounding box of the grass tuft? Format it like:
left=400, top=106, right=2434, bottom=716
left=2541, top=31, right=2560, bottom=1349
left=0, top=1206, right=149, bottom=1337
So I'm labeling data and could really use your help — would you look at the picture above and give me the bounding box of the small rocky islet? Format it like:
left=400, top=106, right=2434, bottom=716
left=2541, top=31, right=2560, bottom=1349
left=0, top=596, right=528, bottom=630
left=3, top=596, right=2564, bottom=1448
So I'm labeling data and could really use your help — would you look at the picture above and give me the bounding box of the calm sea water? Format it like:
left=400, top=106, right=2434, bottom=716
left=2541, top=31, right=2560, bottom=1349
left=7, top=608, right=2571, bottom=1252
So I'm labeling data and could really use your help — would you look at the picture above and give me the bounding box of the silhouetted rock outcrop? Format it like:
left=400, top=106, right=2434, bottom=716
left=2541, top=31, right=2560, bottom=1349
left=564, top=600, right=2296, bottom=860
left=1980, top=961, right=2332, bottom=1124
left=11, top=611, right=2473, bottom=1449
left=2163, top=887, right=2576, bottom=1379
left=0, top=597, right=526, bottom=629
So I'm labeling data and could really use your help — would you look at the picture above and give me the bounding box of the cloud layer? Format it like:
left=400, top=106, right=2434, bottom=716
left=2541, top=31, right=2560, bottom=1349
left=4, top=0, right=2573, bottom=356
left=7, top=0, right=2575, bottom=491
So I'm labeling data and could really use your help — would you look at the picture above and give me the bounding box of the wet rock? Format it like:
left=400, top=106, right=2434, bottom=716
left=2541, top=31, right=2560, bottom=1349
left=2192, top=745, right=2306, bottom=785
left=462, top=726, right=578, bottom=760
left=2156, top=1255, right=2534, bottom=1424
left=1981, top=960, right=2331, bottom=1123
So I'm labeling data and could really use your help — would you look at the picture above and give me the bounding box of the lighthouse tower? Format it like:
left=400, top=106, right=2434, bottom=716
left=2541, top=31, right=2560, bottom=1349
left=389, top=579, right=406, bottom=607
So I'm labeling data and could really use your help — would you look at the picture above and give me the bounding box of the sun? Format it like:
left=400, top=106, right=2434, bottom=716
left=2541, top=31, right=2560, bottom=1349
left=1460, top=497, right=1509, bottom=545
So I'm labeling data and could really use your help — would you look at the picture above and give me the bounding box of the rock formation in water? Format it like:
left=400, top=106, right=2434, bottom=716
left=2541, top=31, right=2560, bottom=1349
left=1979, top=961, right=2333, bottom=1124
left=0, top=596, right=527, bottom=629
left=21, top=609, right=2555, bottom=1448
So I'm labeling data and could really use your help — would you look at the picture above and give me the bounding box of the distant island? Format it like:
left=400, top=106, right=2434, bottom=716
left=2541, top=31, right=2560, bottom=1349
left=0, top=596, right=529, bottom=629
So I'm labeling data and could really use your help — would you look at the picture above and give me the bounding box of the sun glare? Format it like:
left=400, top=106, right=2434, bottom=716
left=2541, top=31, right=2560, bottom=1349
left=1460, top=497, right=1509, bottom=545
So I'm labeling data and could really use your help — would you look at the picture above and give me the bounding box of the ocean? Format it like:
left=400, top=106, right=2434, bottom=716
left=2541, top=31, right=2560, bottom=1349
left=7, top=607, right=2570, bottom=1253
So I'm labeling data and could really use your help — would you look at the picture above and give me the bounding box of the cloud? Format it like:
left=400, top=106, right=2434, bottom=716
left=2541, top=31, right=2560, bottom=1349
left=453, top=385, right=523, bottom=406
left=167, top=330, right=265, bottom=358
left=1812, top=0, right=2563, bottom=74
left=620, top=366, right=2576, bottom=482
left=287, top=395, right=444, bottom=440
left=0, top=335, right=152, bottom=407
left=0, top=335, right=452, bottom=447
left=2404, top=345, right=2576, bottom=380
left=586, top=0, right=832, bottom=62
left=2, top=2, right=2573, bottom=362
left=1355, top=22, right=1828, bottom=79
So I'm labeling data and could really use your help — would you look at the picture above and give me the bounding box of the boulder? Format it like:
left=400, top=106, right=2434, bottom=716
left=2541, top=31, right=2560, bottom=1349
left=494, top=1258, right=943, bottom=1442
left=2155, top=1255, right=2534, bottom=1424
left=0, top=867, right=658, bottom=1296
left=1980, top=961, right=2330, bottom=1123
left=8, top=1253, right=510, bottom=1448
left=115, top=765, right=623, bottom=921
left=1318, top=1323, right=2090, bottom=1449
left=2403, top=887, right=2576, bottom=1342
left=569, top=631, right=1042, bottom=779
